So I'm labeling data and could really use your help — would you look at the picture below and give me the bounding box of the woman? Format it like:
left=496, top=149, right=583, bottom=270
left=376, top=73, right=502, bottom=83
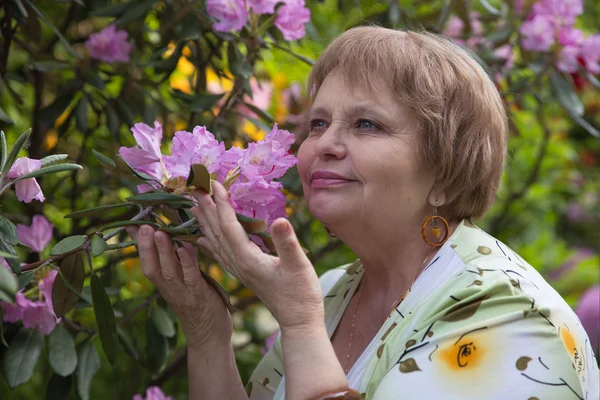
left=130, top=27, right=599, bottom=399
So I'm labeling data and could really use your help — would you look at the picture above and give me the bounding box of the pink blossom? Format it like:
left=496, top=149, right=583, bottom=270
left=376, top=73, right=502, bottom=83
left=247, top=0, right=280, bottom=14
left=132, top=386, right=174, bottom=400
left=444, top=16, right=464, bottom=39
left=164, top=126, right=226, bottom=179
left=580, top=34, right=600, bottom=74
left=557, top=45, right=581, bottom=73
left=17, top=215, right=53, bottom=253
left=85, top=25, right=132, bottom=63
left=558, top=27, right=584, bottom=47
left=494, top=45, right=515, bottom=70
left=260, top=331, right=279, bottom=355
left=119, top=121, right=164, bottom=181
left=7, top=157, right=45, bottom=203
left=207, top=0, right=249, bottom=33
left=575, top=285, right=599, bottom=354
left=532, top=0, right=583, bottom=27
left=215, top=145, right=244, bottom=182
left=520, top=15, right=555, bottom=51
left=240, top=79, right=273, bottom=119
left=1, top=292, right=25, bottom=322
left=229, top=179, right=286, bottom=224
left=274, top=0, right=311, bottom=40
left=240, top=125, right=297, bottom=182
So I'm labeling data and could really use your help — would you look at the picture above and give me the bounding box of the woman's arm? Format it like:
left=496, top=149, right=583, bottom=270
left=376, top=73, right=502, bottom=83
left=188, top=342, right=247, bottom=400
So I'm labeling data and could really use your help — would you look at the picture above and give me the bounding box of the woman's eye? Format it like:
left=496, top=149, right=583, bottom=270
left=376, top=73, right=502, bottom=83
left=309, top=119, right=327, bottom=130
left=357, top=119, right=376, bottom=129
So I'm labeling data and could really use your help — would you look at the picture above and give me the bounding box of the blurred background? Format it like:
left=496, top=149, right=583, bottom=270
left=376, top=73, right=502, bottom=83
left=0, top=0, right=598, bottom=398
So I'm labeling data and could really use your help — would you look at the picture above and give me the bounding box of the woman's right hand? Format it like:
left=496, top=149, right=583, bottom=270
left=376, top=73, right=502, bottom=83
left=127, top=225, right=232, bottom=350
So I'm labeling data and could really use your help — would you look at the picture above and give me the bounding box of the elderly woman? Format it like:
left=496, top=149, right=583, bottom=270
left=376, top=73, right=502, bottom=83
left=131, top=27, right=599, bottom=399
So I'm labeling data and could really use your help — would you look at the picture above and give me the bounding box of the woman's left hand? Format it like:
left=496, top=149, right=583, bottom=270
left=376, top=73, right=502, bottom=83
left=191, top=181, right=324, bottom=331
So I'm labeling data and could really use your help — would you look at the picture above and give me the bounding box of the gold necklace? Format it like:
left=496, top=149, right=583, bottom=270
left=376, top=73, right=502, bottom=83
left=343, top=246, right=439, bottom=374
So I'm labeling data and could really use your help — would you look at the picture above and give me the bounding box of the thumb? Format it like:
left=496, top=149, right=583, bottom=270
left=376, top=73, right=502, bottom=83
left=271, top=218, right=306, bottom=265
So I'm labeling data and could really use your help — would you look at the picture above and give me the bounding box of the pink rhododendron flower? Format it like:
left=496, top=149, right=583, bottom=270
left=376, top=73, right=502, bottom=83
left=164, top=126, right=225, bottom=179
left=531, top=0, right=583, bottom=27
left=576, top=285, right=600, bottom=354
left=558, top=27, right=584, bottom=47
left=133, top=386, right=174, bottom=400
left=493, top=45, right=515, bottom=70
left=207, top=0, right=249, bottom=33
left=444, top=16, right=464, bottom=39
left=240, top=79, right=273, bottom=119
left=85, top=25, right=132, bottom=63
left=119, top=121, right=165, bottom=182
left=520, top=15, right=555, bottom=51
left=580, top=34, right=600, bottom=74
left=17, top=215, right=53, bottom=253
left=7, top=157, right=45, bottom=203
left=240, top=124, right=297, bottom=181
left=1, top=292, right=25, bottom=322
left=229, top=179, right=286, bottom=224
left=557, top=45, right=581, bottom=73
left=275, top=0, right=311, bottom=40
left=247, top=0, right=280, bottom=14
left=260, top=331, right=279, bottom=355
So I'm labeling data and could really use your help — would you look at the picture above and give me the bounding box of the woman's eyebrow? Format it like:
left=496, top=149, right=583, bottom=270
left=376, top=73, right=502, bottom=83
left=308, top=106, right=330, bottom=119
left=344, top=104, right=392, bottom=122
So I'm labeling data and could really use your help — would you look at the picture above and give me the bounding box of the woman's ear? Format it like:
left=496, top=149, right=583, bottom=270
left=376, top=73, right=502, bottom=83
left=427, top=183, right=447, bottom=207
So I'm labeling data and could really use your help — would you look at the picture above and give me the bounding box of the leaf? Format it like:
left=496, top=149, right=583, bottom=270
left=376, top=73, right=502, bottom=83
left=152, top=306, right=176, bottom=338
left=46, top=373, right=72, bottom=400
left=0, top=262, right=18, bottom=303
left=3, top=328, right=44, bottom=388
left=187, top=164, right=212, bottom=193
left=0, top=307, right=7, bottom=347
left=550, top=70, right=584, bottom=117
left=40, top=154, right=69, bottom=167
left=268, top=42, right=315, bottom=65
left=92, top=149, right=116, bottom=170
left=0, top=250, right=18, bottom=259
left=13, top=163, right=82, bottom=182
left=31, top=61, right=71, bottom=72
left=116, top=0, right=155, bottom=25
left=571, top=113, right=600, bottom=138
left=48, top=325, right=77, bottom=377
left=0, top=130, right=7, bottom=173
left=90, top=2, right=131, bottom=17
left=18, top=271, right=35, bottom=289
left=145, top=319, right=167, bottom=372
left=116, top=99, right=135, bottom=127
left=91, top=235, right=107, bottom=257
left=38, top=92, right=74, bottom=128
left=157, top=227, right=191, bottom=236
left=242, top=102, right=276, bottom=124
left=99, top=219, right=160, bottom=231
left=0, top=238, right=21, bottom=274
left=50, top=235, right=86, bottom=256
left=65, top=203, right=134, bottom=219
left=105, top=104, right=120, bottom=137
left=478, top=0, right=500, bottom=15
left=83, top=70, right=105, bottom=90
left=76, top=341, right=100, bottom=400
left=75, top=97, right=88, bottom=132
left=90, top=272, right=118, bottom=365
left=236, top=214, right=267, bottom=234
left=24, top=1, right=80, bottom=58
left=127, top=192, right=195, bottom=206
left=256, top=232, right=277, bottom=254
left=52, top=253, right=85, bottom=317
left=1, top=128, right=32, bottom=179
left=174, top=234, right=203, bottom=245
left=0, top=106, right=15, bottom=124
left=115, top=154, right=157, bottom=181
left=190, top=94, right=226, bottom=113
left=0, top=215, right=18, bottom=245
left=117, top=327, right=139, bottom=361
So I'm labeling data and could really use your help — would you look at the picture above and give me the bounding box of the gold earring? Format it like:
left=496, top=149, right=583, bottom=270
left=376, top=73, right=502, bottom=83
left=421, top=205, right=450, bottom=247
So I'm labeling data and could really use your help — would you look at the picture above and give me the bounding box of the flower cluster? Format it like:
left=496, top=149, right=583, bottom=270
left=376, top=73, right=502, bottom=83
left=519, top=0, right=600, bottom=74
left=119, top=121, right=297, bottom=225
left=133, top=386, right=173, bottom=400
left=207, top=0, right=310, bottom=40
left=85, top=24, right=132, bottom=64
left=1, top=270, right=60, bottom=335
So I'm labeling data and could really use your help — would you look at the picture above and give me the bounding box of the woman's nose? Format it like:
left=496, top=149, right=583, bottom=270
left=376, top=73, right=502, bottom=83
left=314, top=125, right=347, bottom=160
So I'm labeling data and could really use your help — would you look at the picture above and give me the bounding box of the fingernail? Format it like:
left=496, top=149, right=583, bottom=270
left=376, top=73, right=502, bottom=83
left=154, top=233, right=163, bottom=244
left=139, top=226, right=149, bottom=238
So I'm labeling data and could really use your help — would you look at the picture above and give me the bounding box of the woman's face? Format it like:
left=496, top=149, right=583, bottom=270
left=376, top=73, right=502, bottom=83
left=297, top=70, right=437, bottom=233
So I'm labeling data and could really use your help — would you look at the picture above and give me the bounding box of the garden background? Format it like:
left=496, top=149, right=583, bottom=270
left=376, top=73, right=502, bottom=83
left=0, top=0, right=599, bottom=399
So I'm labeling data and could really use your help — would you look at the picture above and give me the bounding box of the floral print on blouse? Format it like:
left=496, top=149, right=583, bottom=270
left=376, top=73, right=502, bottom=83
left=246, top=220, right=599, bottom=399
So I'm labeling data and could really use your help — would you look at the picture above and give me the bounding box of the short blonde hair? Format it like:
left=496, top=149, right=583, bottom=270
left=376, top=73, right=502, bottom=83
left=307, top=26, right=509, bottom=221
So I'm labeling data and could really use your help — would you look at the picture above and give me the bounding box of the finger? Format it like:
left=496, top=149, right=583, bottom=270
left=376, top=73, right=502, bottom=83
left=126, top=226, right=139, bottom=241
left=154, top=231, right=184, bottom=282
left=177, top=247, right=203, bottom=293
left=212, top=182, right=251, bottom=245
left=270, top=218, right=307, bottom=266
left=137, top=226, right=166, bottom=288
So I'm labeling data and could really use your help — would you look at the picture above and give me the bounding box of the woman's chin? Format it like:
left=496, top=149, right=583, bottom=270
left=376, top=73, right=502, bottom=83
left=308, top=200, right=353, bottom=227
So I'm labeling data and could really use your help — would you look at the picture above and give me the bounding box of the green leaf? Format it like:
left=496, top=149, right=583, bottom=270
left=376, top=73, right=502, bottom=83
left=46, top=373, right=72, bottom=400
left=242, top=102, right=275, bottom=124
left=52, top=254, right=85, bottom=317
left=116, top=0, right=155, bottom=25
left=187, top=164, right=212, bottom=194
left=157, top=227, right=191, bottom=236
left=31, top=61, right=71, bottom=72
left=13, top=163, right=82, bottom=182
left=92, top=150, right=116, bottom=170
left=105, top=104, right=121, bottom=137
left=90, top=273, right=118, bottom=365
left=83, top=70, right=105, bottom=90
left=0, top=130, right=7, bottom=173
left=0, top=237, right=20, bottom=274
left=237, top=214, right=267, bottom=234
left=0, top=250, right=18, bottom=259
left=90, top=2, right=131, bottom=17
left=76, top=341, right=100, bottom=400
left=50, top=235, right=86, bottom=256
left=48, top=325, right=77, bottom=377
left=3, top=328, right=44, bottom=388
left=75, top=97, right=88, bottom=132
left=0, top=106, right=14, bottom=124
left=90, top=235, right=107, bottom=257
left=0, top=215, right=18, bottom=245
left=18, top=271, right=35, bottom=289
left=116, top=99, right=135, bottom=127
left=115, top=154, right=157, bottom=181
left=127, top=192, right=195, bottom=206
left=152, top=306, right=176, bottom=338
left=38, top=92, right=73, bottom=128
left=190, top=94, right=226, bottom=113
left=146, top=319, right=167, bottom=372
left=0, top=262, right=18, bottom=303
left=268, top=42, right=314, bottom=65
left=571, top=113, right=600, bottom=138
left=25, top=1, right=80, bottom=58
left=99, top=219, right=160, bottom=231
left=1, top=128, right=32, bottom=179
left=65, top=203, right=134, bottom=219
left=40, top=154, right=69, bottom=167
left=117, top=327, right=139, bottom=361
left=550, top=70, right=584, bottom=117
left=0, top=307, right=7, bottom=347
left=478, top=0, right=500, bottom=15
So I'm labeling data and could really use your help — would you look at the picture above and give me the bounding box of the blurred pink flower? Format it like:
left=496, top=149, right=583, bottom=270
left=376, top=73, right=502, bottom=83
left=566, top=202, right=585, bottom=222
left=133, top=386, right=173, bottom=400
left=1, top=292, right=25, bottom=322
left=240, top=79, right=273, bottom=119
left=247, top=0, right=280, bottom=14
left=275, top=0, right=311, bottom=40
left=520, top=15, right=555, bottom=51
left=164, top=126, right=226, bottom=179
left=207, top=0, right=249, bottom=33
left=260, top=331, right=279, bottom=355
left=580, top=34, right=600, bottom=74
left=557, top=45, right=581, bottom=73
left=444, top=16, right=464, bottom=40
left=575, top=285, right=600, bottom=355
left=85, top=25, right=132, bottom=63
left=119, top=121, right=164, bottom=182
left=17, top=215, right=53, bottom=253
left=494, top=45, right=515, bottom=70
left=558, top=27, right=584, bottom=47
left=7, top=157, right=45, bottom=203
left=532, top=0, right=583, bottom=27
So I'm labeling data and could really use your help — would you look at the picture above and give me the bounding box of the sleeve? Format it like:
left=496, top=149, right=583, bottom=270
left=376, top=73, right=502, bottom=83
left=246, top=267, right=348, bottom=400
left=368, top=277, right=590, bottom=400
